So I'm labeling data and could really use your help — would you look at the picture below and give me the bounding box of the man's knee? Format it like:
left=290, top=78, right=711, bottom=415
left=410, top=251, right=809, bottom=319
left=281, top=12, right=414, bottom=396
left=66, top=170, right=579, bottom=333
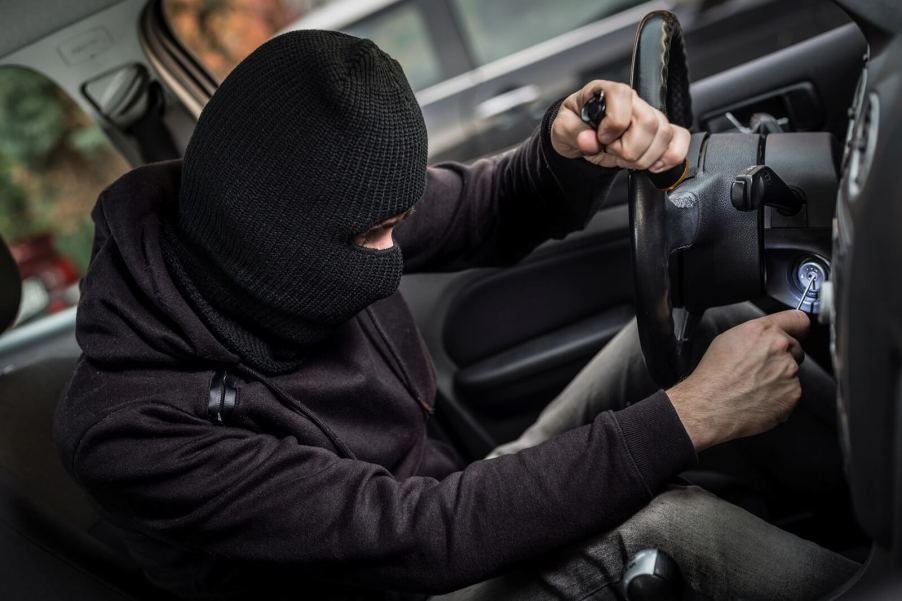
left=599, top=485, right=750, bottom=580
left=617, top=486, right=720, bottom=549
left=569, top=487, right=721, bottom=591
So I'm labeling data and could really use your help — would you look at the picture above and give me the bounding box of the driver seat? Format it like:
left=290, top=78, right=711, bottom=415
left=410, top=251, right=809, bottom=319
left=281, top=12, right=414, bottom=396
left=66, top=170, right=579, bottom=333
left=0, top=234, right=175, bottom=600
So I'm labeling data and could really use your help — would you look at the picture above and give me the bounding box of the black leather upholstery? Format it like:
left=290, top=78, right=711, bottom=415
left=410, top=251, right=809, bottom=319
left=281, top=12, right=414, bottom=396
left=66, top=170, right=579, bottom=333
left=0, top=234, right=21, bottom=332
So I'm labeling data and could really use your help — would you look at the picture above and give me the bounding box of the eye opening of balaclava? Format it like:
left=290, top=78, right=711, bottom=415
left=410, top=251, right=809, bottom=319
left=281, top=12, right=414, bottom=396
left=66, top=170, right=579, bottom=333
left=160, top=30, right=428, bottom=374
left=353, top=206, right=416, bottom=248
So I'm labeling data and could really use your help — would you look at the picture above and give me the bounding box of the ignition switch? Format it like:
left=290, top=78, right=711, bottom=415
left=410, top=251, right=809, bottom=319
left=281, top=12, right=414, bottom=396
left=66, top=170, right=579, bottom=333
left=797, top=260, right=827, bottom=291
left=794, top=258, right=828, bottom=313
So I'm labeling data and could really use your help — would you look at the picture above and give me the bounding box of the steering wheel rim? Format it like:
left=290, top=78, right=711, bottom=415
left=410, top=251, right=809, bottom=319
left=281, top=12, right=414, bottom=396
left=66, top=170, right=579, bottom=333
left=628, top=11, right=695, bottom=388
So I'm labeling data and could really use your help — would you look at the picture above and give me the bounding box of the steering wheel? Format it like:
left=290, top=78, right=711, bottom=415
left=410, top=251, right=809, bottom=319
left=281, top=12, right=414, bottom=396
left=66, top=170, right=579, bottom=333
left=619, top=9, right=839, bottom=388
left=628, top=11, right=700, bottom=387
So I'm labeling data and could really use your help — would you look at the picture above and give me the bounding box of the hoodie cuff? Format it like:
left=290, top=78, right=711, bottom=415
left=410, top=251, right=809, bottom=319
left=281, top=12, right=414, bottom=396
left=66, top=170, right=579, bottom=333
left=536, top=99, right=618, bottom=236
left=612, top=390, right=697, bottom=497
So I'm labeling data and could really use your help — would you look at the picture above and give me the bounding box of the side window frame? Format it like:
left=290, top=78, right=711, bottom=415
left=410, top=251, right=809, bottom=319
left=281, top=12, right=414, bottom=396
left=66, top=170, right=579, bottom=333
left=343, top=0, right=472, bottom=92
left=417, top=0, right=473, bottom=83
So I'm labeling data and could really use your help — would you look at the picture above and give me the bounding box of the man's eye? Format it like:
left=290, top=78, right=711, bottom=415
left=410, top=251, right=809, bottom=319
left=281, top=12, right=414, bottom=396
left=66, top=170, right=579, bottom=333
left=360, top=225, right=388, bottom=241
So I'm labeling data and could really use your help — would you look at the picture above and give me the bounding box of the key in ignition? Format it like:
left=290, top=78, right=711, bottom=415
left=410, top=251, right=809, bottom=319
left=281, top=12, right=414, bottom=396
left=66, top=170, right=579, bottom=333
left=796, top=272, right=819, bottom=311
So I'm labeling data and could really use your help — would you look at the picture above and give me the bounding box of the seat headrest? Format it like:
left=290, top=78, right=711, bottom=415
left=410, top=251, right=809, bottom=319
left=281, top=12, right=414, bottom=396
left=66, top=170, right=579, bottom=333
left=0, top=235, right=22, bottom=333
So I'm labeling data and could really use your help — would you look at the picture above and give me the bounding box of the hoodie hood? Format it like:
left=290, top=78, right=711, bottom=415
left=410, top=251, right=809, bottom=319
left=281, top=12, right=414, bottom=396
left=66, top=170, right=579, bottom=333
left=76, top=160, right=238, bottom=368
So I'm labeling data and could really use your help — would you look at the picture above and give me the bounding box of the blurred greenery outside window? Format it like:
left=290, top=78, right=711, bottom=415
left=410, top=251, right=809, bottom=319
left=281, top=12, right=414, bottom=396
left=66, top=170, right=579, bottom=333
left=0, top=66, right=129, bottom=328
left=451, top=0, right=645, bottom=66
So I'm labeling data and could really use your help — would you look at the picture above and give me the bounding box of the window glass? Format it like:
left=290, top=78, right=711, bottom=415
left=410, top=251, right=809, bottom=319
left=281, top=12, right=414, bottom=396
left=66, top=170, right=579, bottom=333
left=164, top=0, right=326, bottom=81
left=0, top=67, right=129, bottom=329
left=164, top=1, right=440, bottom=92
left=451, top=0, right=644, bottom=66
left=344, top=4, right=442, bottom=91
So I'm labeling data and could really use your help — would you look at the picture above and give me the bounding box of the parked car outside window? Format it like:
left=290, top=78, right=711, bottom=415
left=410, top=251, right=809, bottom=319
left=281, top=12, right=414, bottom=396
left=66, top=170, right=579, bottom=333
left=0, top=66, right=129, bottom=328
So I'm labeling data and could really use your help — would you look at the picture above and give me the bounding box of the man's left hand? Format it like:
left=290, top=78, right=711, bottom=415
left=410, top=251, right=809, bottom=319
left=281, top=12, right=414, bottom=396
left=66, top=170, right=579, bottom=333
left=551, top=80, right=691, bottom=172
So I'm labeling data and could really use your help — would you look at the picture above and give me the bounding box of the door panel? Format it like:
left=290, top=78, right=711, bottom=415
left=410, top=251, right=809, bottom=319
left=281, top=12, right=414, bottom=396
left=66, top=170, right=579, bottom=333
left=401, top=188, right=632, bottom=449
left=455, top=305, right=633, bottom=412
left=444, top=235, right=632, bottom=367
left=403, top=23, right=865, bottom=457
left=445, top=228, right=634, bottom=444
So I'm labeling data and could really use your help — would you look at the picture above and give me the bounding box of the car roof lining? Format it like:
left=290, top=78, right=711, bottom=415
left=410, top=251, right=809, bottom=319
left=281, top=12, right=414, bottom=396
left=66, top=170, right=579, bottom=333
left=0, top=0, right=128, bottom=59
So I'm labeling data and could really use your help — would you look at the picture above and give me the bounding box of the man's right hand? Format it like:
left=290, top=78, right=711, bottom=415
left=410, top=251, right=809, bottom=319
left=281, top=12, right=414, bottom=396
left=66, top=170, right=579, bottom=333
left=666, top=310, right=811, bottom=451
left=551, top=80, right=691, bottom=172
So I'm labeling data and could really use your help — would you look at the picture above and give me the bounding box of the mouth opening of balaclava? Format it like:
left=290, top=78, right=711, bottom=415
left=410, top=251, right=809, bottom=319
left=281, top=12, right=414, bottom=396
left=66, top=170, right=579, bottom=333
left=160, top=30, right=428, bottom=374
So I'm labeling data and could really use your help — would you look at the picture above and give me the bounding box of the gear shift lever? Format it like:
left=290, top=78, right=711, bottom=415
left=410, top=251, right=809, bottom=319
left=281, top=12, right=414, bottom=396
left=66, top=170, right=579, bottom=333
left=623, top=548, right=685, bottom=601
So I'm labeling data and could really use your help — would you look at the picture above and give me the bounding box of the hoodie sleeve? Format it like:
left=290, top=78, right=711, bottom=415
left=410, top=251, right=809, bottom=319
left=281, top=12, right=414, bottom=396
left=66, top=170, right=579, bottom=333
left=396, top=100, right=618, bottom=273
left=71, top=391, right=695, bottom=594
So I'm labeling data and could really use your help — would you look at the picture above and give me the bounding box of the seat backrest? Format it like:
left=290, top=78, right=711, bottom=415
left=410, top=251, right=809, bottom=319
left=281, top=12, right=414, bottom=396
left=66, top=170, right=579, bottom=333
left=0, top=233, right=21, bottom=332
left=0, top=357, right=139, bottom=601
left=0, top=237, right=175, bottom=600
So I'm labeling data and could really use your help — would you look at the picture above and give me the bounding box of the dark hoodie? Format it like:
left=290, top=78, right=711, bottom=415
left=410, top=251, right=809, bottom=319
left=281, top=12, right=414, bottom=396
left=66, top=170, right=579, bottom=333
left=54, top=107, right=696, bottom=600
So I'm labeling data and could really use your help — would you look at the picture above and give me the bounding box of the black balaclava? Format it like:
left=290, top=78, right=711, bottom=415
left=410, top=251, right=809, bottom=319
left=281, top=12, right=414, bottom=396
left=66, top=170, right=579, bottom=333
left=160, top=30, right=428, bottom=374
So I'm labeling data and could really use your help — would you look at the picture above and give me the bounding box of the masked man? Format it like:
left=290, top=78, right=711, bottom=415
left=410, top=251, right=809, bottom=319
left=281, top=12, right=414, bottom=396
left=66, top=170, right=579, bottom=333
left=55, top=31, right=857, bottom=601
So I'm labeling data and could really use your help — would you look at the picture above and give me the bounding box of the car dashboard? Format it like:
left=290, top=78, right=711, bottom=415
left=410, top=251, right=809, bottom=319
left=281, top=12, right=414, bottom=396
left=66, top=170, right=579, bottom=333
left=828, top=0, right=902, bottom=578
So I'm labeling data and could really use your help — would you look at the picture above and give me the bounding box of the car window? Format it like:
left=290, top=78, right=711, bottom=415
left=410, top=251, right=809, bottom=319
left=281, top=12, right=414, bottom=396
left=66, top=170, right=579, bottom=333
left=163, top=0, right=320, bottom=81
left=343, top=3, right=442, bottom=92
left=0, top=66, right=129, bottom=329
left=451, top=0, right=645, bottom=66
left=164, top=1, right=439, bottom=91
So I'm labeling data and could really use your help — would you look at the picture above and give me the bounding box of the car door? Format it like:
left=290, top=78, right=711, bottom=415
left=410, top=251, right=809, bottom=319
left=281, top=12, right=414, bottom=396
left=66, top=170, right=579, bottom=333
left=401, top=192, right=635, bottom=457
left=445, top=0, right=658, bottom=163
left=400, top=7, right=858, bottom=460
left=440, top=0, right=850, bottom=163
